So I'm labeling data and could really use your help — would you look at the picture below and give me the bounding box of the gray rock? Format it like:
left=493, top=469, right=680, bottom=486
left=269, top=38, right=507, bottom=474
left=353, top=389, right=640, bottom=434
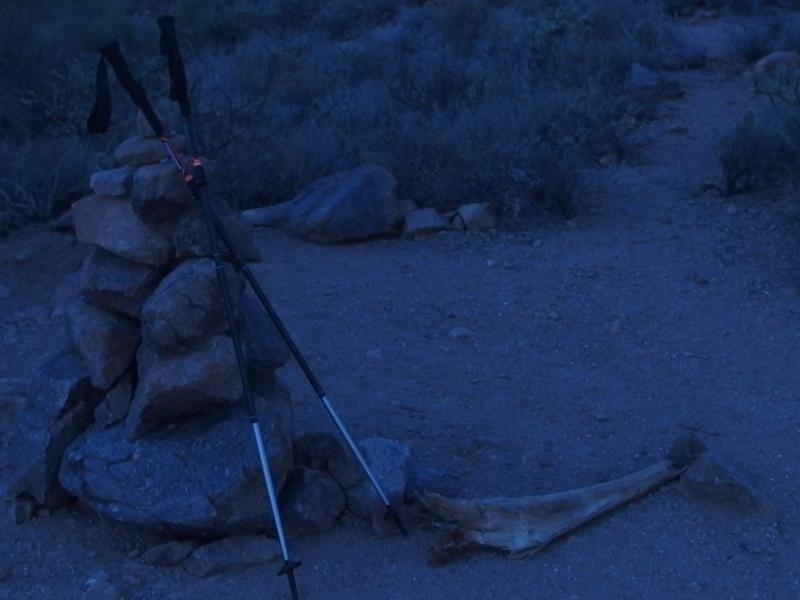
left=83, top=570, right=122, bottom=600
left=142, top=540, right=199, bottom=566
left=60, top=378, right=294, bottom=536
left=140, top=259, right=242, bottom=352
left=457, top=202, right=498, bottom=231
left=279, top=467, right=346, bottom=539
left=131, top=163, right=194, bottom=225
left=66, top=300, right=139, bottom=390
left=94, top=373, right=133, bottom=430
left=289, top=164, right=400, bottom=243
left=113, top=135, right=184, bottom=167
left=239, top=291, right=290, bottom=380
left=293, top=432, right=360, bottom=489
left=78, top=247, right=161, bottom=318
left=126, top=335, right=242, bottom=439
left=183, top=535, right=279, bottom=577
left=241, top=202, right=293, bottom=228
left=89, top=166, right=134, bottom=197
left=406, top=464, right=464, bottom=499
left=397, top=199, right=420, bottom=223
left=344, top=437, right=411, bottom=537
left=173, top=207, right=262, bottom=263
left=72, top=195, right=174, bottom=268
left=402, top=208, right=448, bottom=237
left=680, top=453, right=777, bottom=517
left=0, top=352, right=102, bottom=507
left=448, top=326, right=475, bottom=340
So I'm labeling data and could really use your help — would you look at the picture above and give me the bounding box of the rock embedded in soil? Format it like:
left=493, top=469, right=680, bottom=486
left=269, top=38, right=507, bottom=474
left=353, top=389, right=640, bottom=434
left=140, top=258, right=242, bottom=352
left=67, top=300, right=140, bottom=390
left=183, top=535, right=280, bottom=578
left=89, top=166, right=134, bottom=197
left=126, top=335, right=243, bottom=439
left=60, top=378, right=294, bottom=536
left=72, top=195, right=174, bottom=268
left=289, top=164, right=400, bottom=243
left=131, top=163, right=195, bottom=225
left=278, top=467, right=346, bottom=539
left=344, top=437, right=411, bottom=538
left=142, top=540, right=199, bottom=567
left=403, top=208, right=449, bottom=237
left=0, top=352, right=103, bottom=508
left=457, top=202, right=498, bottom=231
left=77, top=247, right=161, bottom=318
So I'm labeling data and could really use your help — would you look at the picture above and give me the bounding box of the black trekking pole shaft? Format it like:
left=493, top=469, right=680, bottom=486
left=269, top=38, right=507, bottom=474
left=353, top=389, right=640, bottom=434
left=158, top=14, right=407, bottom=536
left=196, top=181, right=301, bottom=599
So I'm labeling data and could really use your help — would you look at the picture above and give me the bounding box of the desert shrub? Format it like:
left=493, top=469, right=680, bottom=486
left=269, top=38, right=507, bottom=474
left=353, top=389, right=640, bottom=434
left=0, top=138, right=95, bottom=223
left=708, top=111, right=787, bottom=197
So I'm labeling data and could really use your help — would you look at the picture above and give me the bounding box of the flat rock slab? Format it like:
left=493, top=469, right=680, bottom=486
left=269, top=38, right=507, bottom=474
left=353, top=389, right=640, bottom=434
left=183, top=535, right=279, bottom=577
left=78, top=247, right=161, bottom=318
left=0, top=352, right=102, bottom=507
left=89, top=167, right=134, bottom=197
left=113, top=135, right=184, bottom=167
left=60, top=380, right=294, bottom=536
left=72, top=195, right=173, bottom=268
left=289, top=164, right=400, bottom=243
left=66, top=301, right=139, bottom=390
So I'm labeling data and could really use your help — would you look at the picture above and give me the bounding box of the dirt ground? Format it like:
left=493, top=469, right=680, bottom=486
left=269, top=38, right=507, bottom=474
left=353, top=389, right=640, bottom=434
left=2, top=16, right=800, bottom=600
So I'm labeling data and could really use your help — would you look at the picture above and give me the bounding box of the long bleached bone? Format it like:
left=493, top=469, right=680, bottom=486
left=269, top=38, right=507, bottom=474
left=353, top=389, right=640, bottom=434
left=419, top=435, right=706, bottom=564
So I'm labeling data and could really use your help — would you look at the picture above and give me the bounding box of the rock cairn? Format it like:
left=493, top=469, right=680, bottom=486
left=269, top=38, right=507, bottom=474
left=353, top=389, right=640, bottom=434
left=44, top=116, right=305, bottom=536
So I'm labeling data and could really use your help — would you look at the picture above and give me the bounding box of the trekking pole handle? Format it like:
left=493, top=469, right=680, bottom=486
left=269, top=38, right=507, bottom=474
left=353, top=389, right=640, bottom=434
left=98, top=41, right=165, bottom=137
left=158, top=15, right=192, bottom=118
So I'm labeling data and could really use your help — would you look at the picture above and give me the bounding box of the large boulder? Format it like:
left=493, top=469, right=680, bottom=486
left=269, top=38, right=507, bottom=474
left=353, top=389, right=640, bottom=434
left=140, top=258, right=242, bottom=352
left=131, top=162, right=195, bottom=225
left=289, top=164, right=400, bottom=243
left=241, top=201, right=293, bottom=228
left=66, top=300, right=140, bottom=390
left=72, top=195, right=174, bottom=268
left=0, top=352, right=103, bottom=507
left=173, top=206, right=262, bottom=263
left=127, top=335, right=242, bottom=439
left=60, top=378, right=294, bottom=536
left=77, top=247, right=161, bottom=318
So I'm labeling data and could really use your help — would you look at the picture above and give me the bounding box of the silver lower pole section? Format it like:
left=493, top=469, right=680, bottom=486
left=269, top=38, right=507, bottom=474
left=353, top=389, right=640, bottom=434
left=252, top=421, right=291, bottom=561
left=320, top=395, right=391, bottom=506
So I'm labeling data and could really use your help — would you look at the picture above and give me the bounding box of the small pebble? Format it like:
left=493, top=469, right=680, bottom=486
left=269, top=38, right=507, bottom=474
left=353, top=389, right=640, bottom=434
left=448, top=326, right=475, bottom=340
left=366, top=348, right=383, bottom=360
left=726, top=203, right=738, bottom=215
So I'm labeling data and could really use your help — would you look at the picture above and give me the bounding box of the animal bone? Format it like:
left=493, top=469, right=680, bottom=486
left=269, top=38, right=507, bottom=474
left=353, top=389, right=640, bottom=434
left=419, top=435, right=706, bottom=564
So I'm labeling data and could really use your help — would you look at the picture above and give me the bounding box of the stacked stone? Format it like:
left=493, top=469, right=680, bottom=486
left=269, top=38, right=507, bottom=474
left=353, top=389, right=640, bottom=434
left=52, top=116, right=299, bottom=536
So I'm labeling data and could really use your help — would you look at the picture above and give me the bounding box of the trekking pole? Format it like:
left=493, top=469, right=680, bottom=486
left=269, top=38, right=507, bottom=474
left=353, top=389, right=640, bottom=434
left=157, top=15, right=407, bottom=537
left=86, top=40, right=301, bottom=600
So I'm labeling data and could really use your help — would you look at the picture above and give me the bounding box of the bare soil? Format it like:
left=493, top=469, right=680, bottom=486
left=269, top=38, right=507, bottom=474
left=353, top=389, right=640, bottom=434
left=2, top=17, right=800, bottom=600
